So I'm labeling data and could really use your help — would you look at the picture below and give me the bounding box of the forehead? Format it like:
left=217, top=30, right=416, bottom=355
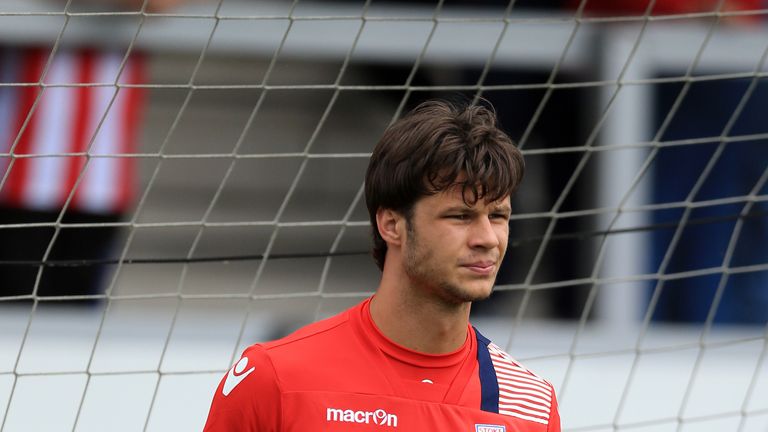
left=418, top=185, right=511, bottom=209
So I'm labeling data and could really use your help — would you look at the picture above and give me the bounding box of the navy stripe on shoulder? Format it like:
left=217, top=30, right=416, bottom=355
left=474, top=327, right=499, bottom=414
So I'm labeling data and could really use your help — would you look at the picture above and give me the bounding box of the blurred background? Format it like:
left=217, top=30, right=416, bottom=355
left=0, top=0, right=767, bottom=430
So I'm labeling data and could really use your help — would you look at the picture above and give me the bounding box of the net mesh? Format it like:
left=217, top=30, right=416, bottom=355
left=0, top=0, right=767, bottom=430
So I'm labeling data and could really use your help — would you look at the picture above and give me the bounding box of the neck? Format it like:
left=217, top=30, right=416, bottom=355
left=370, top=264, right=471, bottom=354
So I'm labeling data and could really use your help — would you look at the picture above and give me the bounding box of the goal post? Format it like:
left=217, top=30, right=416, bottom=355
left=0, top=1, right=767, bottom=431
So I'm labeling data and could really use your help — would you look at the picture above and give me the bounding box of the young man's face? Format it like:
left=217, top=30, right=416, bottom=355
left=402, top=186, right=511, bottom=306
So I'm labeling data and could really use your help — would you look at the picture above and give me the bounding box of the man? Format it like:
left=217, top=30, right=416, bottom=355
left=204, top=99, right=561, bottom=431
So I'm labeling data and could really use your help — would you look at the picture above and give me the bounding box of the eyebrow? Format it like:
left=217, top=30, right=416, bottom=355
left=442, top=206, right=474, bottom=213
left=441, top=204, right=512, bottom=214
left=492, top=204, right=512, bottom=214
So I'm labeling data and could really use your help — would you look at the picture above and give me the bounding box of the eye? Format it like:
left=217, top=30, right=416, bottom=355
left=448, top=214, right=470, bottom=221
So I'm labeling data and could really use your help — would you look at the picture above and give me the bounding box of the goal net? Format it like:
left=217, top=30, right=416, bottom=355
left=0, top=0, right=767, bottom=431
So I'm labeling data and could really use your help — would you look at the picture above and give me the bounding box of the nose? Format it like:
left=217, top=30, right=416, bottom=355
left=468, top=216, right=501, bottom=250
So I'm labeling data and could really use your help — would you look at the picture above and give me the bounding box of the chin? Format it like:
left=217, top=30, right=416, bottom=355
left=470, top=286, right=495, bottom=302
left=465, top=277, right=497, bottom=298
left=441, top=281, right=495, bottom=304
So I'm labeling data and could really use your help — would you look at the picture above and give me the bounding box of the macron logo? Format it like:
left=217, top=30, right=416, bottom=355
left=326, top=407, right=398, bottom=428
left=222, top=356, right=255, bottom=396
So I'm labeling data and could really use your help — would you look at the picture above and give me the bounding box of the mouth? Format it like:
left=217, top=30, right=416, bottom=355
left=461, top=261, right=496, bottom=276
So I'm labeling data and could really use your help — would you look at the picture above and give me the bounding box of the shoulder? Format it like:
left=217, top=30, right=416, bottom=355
left=203, top=344, right=282, bottom=431
left=204, top=306, right=362, bottom=431
left=258, top=307, right=354, bottom=372
left=262, top=308, right=351, bottom=352
left=204, top=311, right=354, bottom=431
left=475, top=330, right=560, bottom=430
left=260, top=307, right=370, bottom=392
left=475, top=329, right=553, bottom=390
left=486, top=341, right=554, bottom=392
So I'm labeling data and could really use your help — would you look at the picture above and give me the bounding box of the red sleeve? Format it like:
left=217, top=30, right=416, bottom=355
left=547, top=383, right=561, bottom=432
left=203, top=345, right=282, bottom=432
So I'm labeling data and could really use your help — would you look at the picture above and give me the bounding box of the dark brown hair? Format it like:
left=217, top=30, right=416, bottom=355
left=364, top=99, right=525, bottom=270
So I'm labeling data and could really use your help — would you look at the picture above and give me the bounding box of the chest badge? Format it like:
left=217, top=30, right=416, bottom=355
left=475, top=425, right=505, bottom=432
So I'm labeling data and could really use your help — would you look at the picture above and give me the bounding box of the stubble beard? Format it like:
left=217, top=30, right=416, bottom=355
left=403, top=223, right=494, bottom=306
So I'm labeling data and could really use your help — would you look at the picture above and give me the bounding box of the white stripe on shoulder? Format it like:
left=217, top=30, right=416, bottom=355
left=488, top=342, right=553, bottom=425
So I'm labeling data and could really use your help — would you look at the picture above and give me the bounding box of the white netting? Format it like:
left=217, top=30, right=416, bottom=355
left=0, top=1, right=767, bottom=431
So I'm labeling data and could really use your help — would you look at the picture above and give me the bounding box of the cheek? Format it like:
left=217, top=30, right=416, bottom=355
left=499, top=239, right=509, bottom=256
left=496, top=226, right=509, bottom=244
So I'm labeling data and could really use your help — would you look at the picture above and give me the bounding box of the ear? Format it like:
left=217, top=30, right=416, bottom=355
left=376, top=208, right=405, bottom=247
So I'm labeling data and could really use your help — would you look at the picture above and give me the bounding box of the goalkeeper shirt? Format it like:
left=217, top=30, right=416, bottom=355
left=204, top=297, right=561, bottom=431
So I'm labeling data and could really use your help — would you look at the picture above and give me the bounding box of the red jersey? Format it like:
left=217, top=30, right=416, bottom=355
left=204, top=298, right=561, bottom=431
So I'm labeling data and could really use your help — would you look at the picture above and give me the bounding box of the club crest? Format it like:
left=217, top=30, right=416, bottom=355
left=475, top=424, right=505, bottom=432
